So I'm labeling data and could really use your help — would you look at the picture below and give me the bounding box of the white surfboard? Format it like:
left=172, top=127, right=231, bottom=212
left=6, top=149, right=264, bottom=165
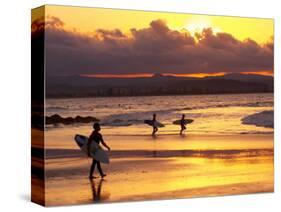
left=144, top=120, right=165, bottom=128
left=173, top=119, right=194, bottom=125
left=74, top=134, right=110, bottom=164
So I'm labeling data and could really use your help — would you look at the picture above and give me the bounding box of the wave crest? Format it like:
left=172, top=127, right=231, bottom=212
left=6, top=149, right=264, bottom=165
left=242, top=110, right=273, bottom=128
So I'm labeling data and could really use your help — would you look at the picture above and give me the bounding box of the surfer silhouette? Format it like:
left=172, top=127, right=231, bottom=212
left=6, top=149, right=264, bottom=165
left=88, top=123, right=110, bottom=179
left=180, top=114, right=187, bottom=135
left=152, top=113, right=158, bottom=136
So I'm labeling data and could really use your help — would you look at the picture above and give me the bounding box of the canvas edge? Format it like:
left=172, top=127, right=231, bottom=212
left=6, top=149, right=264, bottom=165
left=31, top=5, right=46, bottom=207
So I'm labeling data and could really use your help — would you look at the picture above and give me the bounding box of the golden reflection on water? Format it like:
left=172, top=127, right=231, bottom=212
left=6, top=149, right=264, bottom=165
left=45, top=154, right=273, bottom=205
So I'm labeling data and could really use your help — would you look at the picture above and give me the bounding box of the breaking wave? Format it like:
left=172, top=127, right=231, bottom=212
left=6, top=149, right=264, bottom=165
left=242, top=110, right=273, bottom=128
left=181, top=101, right=273, bottom=111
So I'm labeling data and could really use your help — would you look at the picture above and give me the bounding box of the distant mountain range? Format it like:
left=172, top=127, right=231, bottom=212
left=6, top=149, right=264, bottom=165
left=46, top=73, right=273, bottom=98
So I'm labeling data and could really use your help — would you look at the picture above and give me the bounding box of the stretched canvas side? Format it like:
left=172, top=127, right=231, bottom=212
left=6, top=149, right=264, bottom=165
left=31, top=6, right=46, bottom=206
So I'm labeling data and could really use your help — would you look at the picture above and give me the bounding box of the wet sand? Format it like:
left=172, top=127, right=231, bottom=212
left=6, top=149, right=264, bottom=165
left=35, top=130, right=274, bottom=206
left=44, top=156, right=273, bottom=206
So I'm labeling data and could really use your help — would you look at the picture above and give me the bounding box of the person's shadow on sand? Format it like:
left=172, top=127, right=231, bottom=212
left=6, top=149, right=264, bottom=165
left=89, top=178, right=110, bottom=202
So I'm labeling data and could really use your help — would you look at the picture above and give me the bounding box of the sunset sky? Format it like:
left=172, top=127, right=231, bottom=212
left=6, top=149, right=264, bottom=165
left=32, top=5, right=274, bottom=78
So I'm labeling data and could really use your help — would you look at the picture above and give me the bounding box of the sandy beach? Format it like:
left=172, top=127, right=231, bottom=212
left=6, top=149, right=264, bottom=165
left=31, top=128, right=274, bottom=206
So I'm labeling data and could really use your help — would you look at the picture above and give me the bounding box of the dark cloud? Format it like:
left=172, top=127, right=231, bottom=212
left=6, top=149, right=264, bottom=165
left=31, top=17, right=273, bottom=76
left=96, top=29, right=126, bottom=39
left=32, top=16, right=64, bottom=34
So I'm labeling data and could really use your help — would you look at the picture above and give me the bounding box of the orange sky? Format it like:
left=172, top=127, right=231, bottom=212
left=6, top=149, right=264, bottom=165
left=32, top=5, right=274, bottom=78
left=39, top=5, right=273, bottom=44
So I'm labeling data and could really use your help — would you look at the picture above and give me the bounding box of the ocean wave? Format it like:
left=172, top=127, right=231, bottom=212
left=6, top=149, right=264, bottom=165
left=181, top=101, right=273, bottom=111
left=241, top=110, right=273, bottom=128
left=102, top=118, right=149, bottom=126
left=47, top=100, right=273, bottom=113
left=46, top=106, right=68, bottom=110
left=101, top=109, right=177, bottom=127
left=100, top=119, right=133, bottom=127
left=45, top=100, right=274, bottom=130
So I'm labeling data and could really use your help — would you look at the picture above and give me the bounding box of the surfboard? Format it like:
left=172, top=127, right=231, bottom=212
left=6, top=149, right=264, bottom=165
left=144, top=120, right=165, bottom=128
left=74, top=134, right=110, bottom=164
left=173, top=119, right=194, bottom=125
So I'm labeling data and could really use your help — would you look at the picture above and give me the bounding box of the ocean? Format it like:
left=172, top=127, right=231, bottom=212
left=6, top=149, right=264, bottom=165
left=46, top=93, right=273, bottom=135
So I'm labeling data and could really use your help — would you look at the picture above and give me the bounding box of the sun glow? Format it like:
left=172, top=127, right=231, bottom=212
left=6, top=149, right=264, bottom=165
left=80, top=72, right=228, bottom=79
left=185, top=18, right=221, bottom=35
left=44, top=5, right=273, bottom=44
left=241, top=71, right=273, bottom=77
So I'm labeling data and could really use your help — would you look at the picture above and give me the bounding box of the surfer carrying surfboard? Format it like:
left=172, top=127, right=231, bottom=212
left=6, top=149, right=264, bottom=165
left=88, top=123, right=110, bottom=179
left=172, top=115, right=193, bottom=135
left=144, top=114, right=164, bottom=135
left=180, top=114, right=187, bottom=135
left=152, top=113, right=158, bottom=136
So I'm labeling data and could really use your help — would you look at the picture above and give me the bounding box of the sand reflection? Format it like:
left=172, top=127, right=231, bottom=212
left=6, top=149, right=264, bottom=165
left=89, top=179, right=110, bottom=202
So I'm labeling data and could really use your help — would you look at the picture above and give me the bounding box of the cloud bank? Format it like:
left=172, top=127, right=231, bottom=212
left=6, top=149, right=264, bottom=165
left=32, top=16, right=273, bottom=76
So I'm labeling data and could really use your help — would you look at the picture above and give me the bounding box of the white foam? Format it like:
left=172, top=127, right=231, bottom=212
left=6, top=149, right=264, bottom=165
left=242, top=110, right=273, bottom=128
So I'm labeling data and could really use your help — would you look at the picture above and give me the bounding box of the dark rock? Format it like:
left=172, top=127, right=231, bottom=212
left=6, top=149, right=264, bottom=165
left=46, top=114, right=63, bottom=124
left=46, top=114, right=99, bottom=125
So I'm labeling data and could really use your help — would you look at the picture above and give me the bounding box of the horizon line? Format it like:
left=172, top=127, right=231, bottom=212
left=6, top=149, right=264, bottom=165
left=79, top=71, right=273, bottom=79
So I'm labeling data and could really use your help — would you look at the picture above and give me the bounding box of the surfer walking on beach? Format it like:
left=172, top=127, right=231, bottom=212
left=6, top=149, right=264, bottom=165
left=152, top=113, right=158, bottom=136
left=180, top=114, right=187, bottom=135
left=88, top=123, right=110, bottom=179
